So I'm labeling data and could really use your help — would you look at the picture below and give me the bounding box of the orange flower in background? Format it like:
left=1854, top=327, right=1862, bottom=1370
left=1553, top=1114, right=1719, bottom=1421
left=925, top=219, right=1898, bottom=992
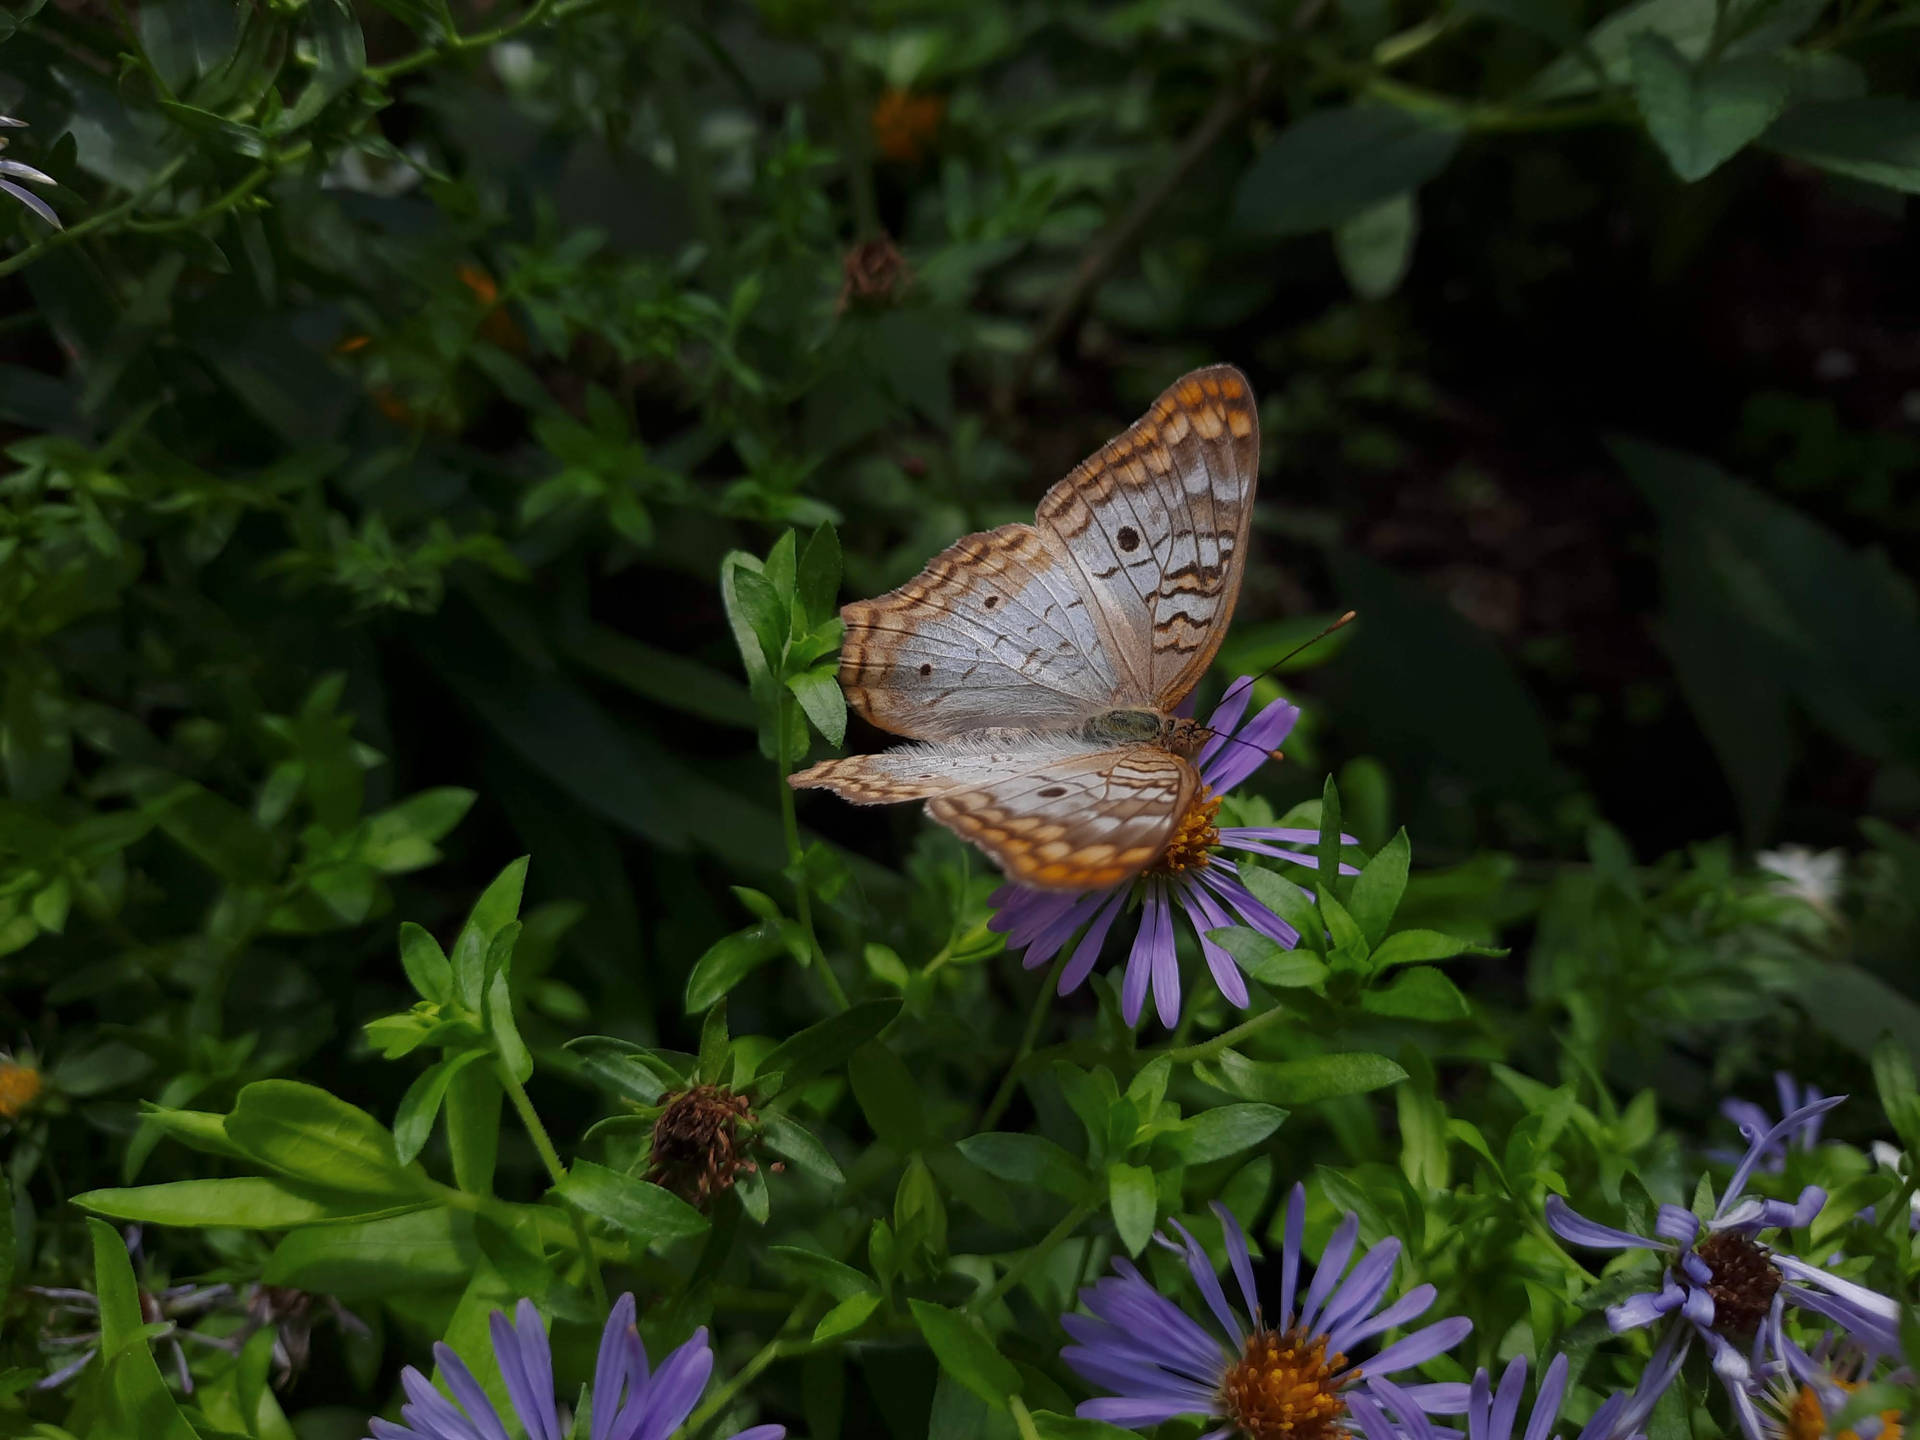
left=871, top=87, right=944, bottom=163
left=456, top=263, right=499, bottom=306
left=459, top=261, right=525, bottom=353
left=0, top=1058, right=43, bottom=1120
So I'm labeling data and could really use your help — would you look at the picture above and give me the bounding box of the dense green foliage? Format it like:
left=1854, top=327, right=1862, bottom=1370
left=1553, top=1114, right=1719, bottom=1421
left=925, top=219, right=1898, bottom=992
left=1, top=0, right=1917, bottom=1437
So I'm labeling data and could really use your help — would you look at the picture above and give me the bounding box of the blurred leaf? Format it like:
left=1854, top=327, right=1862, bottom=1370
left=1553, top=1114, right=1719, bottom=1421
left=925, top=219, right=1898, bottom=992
left=910, top=1300, right=1021, bottom=1410
left=1361, top=966, right=1471, bottom=1021
left=1628, top=37, right=1790, bottom=181
left=1369, top=929, right=1507, bottom=969
left=1334, top=193, right=1418, bottom=300
left=1107, top=1162, right=1156, bottom=1256
left=686, top=920, right=794, bottom=1012
left=1762, top=97, right=1920, bottom=194
left=756, top=999, right=901, bottom=1096
left=1234, top=106, right=1461, bottom=237
left=1193, top=1049, right=1406, bottom=1104
left=957, top=1133, right=1089, bottom=1199
left=74, top=1177, right=410, bottom=1228
left=1171, top=1103, right=1287, bottom=1163
left=1205, top=927, right=1328, bottom=987
left=849, top=1041, right=927, bottom=1150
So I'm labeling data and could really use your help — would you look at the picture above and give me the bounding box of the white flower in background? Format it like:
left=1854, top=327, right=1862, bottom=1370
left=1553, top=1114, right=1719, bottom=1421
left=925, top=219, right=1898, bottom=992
left=1755, top=845, right=1844, bottom=910
left=1, top=116, right=61, bottom=229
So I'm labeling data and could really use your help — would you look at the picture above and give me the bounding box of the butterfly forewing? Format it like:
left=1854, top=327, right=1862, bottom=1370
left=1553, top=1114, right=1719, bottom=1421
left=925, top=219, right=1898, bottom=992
left=838, top=523, right=1127, bottom=741
left=1034, top=364, right=1258, bottom=713
left=793, top=738, right=1196, bottom=891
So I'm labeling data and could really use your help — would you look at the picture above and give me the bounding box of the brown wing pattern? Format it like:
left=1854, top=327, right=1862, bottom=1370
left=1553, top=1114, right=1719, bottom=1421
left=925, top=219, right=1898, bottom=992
left=1033, top=364, right=1259, bottom=712
left=792, top=737, right=1195, bottom=891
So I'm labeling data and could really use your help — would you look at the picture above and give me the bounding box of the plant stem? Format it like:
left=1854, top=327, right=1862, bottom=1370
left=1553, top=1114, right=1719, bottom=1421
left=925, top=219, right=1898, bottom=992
left=1159, top=1002, right=1290, bottom=1065
left=0, top=156, right=189, bottom=280
left=1011, top=1396, right=1044, bottom=1440
left=775, top=696, right=850, bottom=1012
left=688, top=1296, right=818, bottom=1436
left=501, top=1063, right=609, bottom=1309
left=978, top=948, right=1071, bottom=1131
left=126, top=144, right=311, bottom=234
left=970, top=1199, right=1097, bottom=1313
left=366, top=0, right=609, bottom=82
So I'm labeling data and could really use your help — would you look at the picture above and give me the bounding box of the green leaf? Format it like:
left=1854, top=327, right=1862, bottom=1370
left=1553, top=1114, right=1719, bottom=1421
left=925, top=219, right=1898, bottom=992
left=398, top=922, right=453, bottom=1005
left=483, top=923, right=533, bottom=1083
left=359, top=788, right=475, bottom=874
left=557, top=1160, right=710, bottom=1243
left=566, top=1037, right=678, bottom=1106
left=1334, top=194, right=1418, bottom=300
left=1238, top=868, right=1325, bottom=953
left=1361, top=966, right=1472, bottom=1021
left=1107, top=1163, right=1157, bottom=1256
left=280, top=0, right=364, bottom=130
left=1234, top=106, right=1461, bottom=236
left=1628, top=36, right=1791, bottom=181
left=849, top=1041, right=927, bottom=1150
left=132, top=1104, right=248, bottom=1161
left=225, top=1081, right=424, bottom=1197
left=813, top=1291, right=880, bottom=1343
left=766, top=1244, right=875, bottom=1300
left=265, top=1209, right=477, bottom=1300
left=1369, top=929, right=1506, bottom=970
left=394, top=1050, right=489, bottom=1164
left=1319, top=892, right=1369, bottom=968
left=1874, top=1035, right=1920, bottom=1154
left=756, top=999, right=900, bottom=1096
left=686, top=921, right=790, bottom=1012
left=445, top=1062, right=502, bottom=1196
left=788, top=667, right=848, bottom=747
left=909, top=1300, right=1022, bottom=1410
left=1204, top=927, right=1328, bottom=988
left=1172, top=1103, right=1287, bottom=1164
left=450, top=857, right=529, bottom=1012
left=89, top=1219, right=199, bottom=1440
left=146, top=777, right=286, bottom=883
left=732, top=565, right=789, bottom=673
left=957, top=1133, right=1090, bottom=1200
left=760, top=1111, right=846, bottom=1184
left=1347, top=829, right=1410, bottom=947
left=1193, top=1049, right=1407, bottom=1105
left=797, top=523, right=843, bottom=629
left=1316, top=775, right=1346, bottom=901
left=1029, top=1413, right=1143, bottom=1440
left=1762, top=98, right=1920, bottom=194
left=74, top=1177, right=412, bottom=1228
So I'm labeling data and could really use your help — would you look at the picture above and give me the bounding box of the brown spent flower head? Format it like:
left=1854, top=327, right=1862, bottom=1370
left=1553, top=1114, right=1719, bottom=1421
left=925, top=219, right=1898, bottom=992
left=871, top=88, right=945, bottom=163
left=1697, top=1230, right=1783, bottom=1335
left=647, top=1084, right=763, bottom=1207
left=1150, top=791, right=1223, bottom=876
left=840, top=234, right=911, bottom=311
left=0, top=1059, right=43, bottom=1120
left=1220, top=1326, right=1351, bottom=1440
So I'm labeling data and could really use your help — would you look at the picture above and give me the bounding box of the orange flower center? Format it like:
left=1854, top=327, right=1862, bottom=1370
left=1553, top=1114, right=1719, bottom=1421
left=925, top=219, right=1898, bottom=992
left=1220, top=1326, right=1349, bottom=1440
left=1783, top=1379, right=1904, bottom=1440
left=1150, top=791, right=1222, bottom=875
left=0, top=1061, right=43, bottom=1119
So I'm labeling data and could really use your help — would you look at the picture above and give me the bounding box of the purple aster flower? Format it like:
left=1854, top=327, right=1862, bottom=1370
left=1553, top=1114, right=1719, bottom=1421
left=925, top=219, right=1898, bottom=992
left=1, top=116, right=62, bottom=229
left=1061, top=1185, right=1472, bottom=1439
left=1546, top=1094, right=1905, bottom=1440
left=1713, top=1074, right=1827, bottom=1171
left=366, top=1293, right=783, bottom=1440
left=1346, top=1354, right=1633, bottom=1440
left=991, top=680, right=1356, bottom=1028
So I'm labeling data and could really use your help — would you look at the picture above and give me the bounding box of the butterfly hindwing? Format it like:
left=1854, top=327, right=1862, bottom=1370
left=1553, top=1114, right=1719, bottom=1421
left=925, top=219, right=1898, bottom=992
left=792, top=736, right=1196, bottom=891
left=1034, top=364, right=1258, bottom=712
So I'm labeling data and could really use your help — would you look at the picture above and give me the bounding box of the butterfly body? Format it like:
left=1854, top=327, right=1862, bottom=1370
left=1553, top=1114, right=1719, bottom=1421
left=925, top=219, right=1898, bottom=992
left=793, top=365, right=1259, bottom=892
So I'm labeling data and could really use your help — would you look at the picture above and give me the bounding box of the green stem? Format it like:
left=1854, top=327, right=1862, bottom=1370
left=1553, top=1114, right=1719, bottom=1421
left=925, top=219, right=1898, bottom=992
left=126, top=144, right=310, bottom=234
left=775, top=696, right=850, bottom=1012
left=0, top=156, right=189, bottom=280
left=970, top=1199, right=1096, bottom=1314
left=366, top=0, right=609, bottom=82
left=978, top=948, right=1071, bottom=1131
left=1010, top=1396, right=1044, bottom=1440
left=688, top=1296, right=818, bottom=1436
left=501, top=1064, right=609, bottom=1309
left=1159, top=1002, right=1290, bottom=1065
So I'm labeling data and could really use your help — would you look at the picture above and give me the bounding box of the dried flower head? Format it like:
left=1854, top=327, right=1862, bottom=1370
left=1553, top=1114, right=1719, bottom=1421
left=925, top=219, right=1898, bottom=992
left=839, top=234, right=910, bottom=311
left=647, top=1084, right=762, bottom=1207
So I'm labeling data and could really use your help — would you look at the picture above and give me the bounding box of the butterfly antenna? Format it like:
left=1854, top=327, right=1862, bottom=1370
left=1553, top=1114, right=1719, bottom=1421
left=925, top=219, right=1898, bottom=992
left=1214, top=610, right=1357, bottom=711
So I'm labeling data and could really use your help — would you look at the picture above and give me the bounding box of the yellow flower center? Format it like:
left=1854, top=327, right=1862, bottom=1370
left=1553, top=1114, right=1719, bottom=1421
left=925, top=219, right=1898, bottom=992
left=1219, top=1326, right=1349, bottom=1440
left=1150, top=791, right=1222, bottom=875
left=0, top=1061, right=43, bottom=1120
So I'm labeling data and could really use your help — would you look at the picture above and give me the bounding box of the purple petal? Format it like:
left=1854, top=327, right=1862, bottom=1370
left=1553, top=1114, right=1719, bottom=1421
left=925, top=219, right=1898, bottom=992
left=1078, top=1395, right=1214, bottom=1428
left=1202, top=697, right=1299, bottom=793
left=1488, top=1354, right=1526, bottom=1440
left=1197, top=865, right=1301, bottom=948
left=1604, top=1282, right=1678, bottom=1334
left=1167, top=1218, right=1243, bottom=1348
left=1713, top=1185, right=1825, bottom=1234
left=491, top=1302, right=560, bottom=1440
left=621, top=1329, right=714, bottom=1440
left=429, top=1347, right=512, bottom=1440
left=1022, top=890, right=1108, bottom=969
left=1348, top=1391, right=1411, bottom=1440
left=1719, top=1095, right=1846, bottom=1216
left=1366, top=1316, right=1472, bottom=1376
left=1279, top=1183, right=1305, bottom=1323
left=1149, top=887, right=1180, bottom=1029
left=724, top=1429, right=787, bottom=1440
left=0, top=177, right=61, bottom=228
left=1544, top=1195, right=1660, bottom=1252
left=1059, top=887, right=1129, bottom=995
left=1195, top=684, right=1254, bottom=771
left=1212, top=1202, right=1262, bottom=1327
left=1329, top=1283, right=1434, bottom=1356
left=1398, top=1382, right=1472, bottom=1413
left=1368, top=1376, right=1442, bottom=1440
left=1574, top=1393, right=1630, bottom=1440
left=1300, top=1212, right=1359, bottom=1335
left=1653, top=1206, right=1700, bottom=1246
left=1318, top=1237, right=1400, bottom=1344
left=1178, top=880, right=1250, bottom=1008
left=1122, top=888, right=1162, bottom=1025
left=591, top=1295, right=639, bottom=1440
left=1525, top=1357, right=1571, bottom=1440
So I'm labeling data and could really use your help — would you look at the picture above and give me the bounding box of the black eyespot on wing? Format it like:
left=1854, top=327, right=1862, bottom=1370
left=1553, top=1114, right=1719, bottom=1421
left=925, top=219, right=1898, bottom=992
left=918, top=663, right=933, bottom=676
left=1117, top=525, right=1140, bottom=552
left=1037, top=785, right=1067, bottom=798
left=984, top=595, right=999, bottom=609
